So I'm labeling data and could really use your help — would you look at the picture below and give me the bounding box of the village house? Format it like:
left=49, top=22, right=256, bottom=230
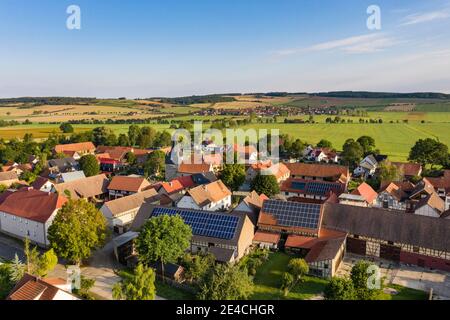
left=0, top=171, right=20, bottom=187
left=57, top=170, right=86, bottom=183
left=45, top=157, right=79, bottom=178
left=233, top=144, right=258, bottom=164
left=53, top=142, right=96, bottom=158
left=7, top=274, right=79, bottom=300
left=255, top=199, right=347, bottom=278
left=177, top=162, right=214, bottom=178
left=100, top=188, right=160, bottom=234
left=281, top=178, right=345, bottom=201
left=353, top=154, right=388, bottom=178
left=52, top=174, right=109, bottom=201
left=391, top=162, right=423, bottom=180
left=107, top=175, right=151, bottom=199
left=305, top=147, right=341, bottom=163
left=322, top=203, right=450, bottom=272
left=349, top=182, right=378, bottom=206
left=132, top=205, right=255, bottom=263
left=246, top=161, right=290, bottom=184
left=375, top=182, right=409, bottom=211
left=235, top=191, right=268, bottom=216
left=157, top=175, right=196, bottom=196
left=285, top=163, right=350, bottom=188
left=31, top=177, right=54, bottom=193
left=413, top=192, right=446, bottom=218
left=426, top=170, right=450, bottom=199
left=177, top=180, right=232, bottom=211
left=0, top=188, right=67, bottom=247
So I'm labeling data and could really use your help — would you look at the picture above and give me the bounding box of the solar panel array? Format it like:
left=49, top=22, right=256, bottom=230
left=151, top=207, right=239, bottom=240
left=262, top=200, right=321, bottom=229
left=305, top=182, right=343, bottom=196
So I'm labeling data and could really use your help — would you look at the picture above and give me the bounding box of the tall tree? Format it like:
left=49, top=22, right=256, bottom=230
left=378, top=160, right=402, bottom=182
left=136, top=215, right=192, bottom=280
left=59, top=123, right=74, bottom=133
left=317, top=139, right=333, bottom=149
left=409, top=138, right=449, bottom=168
left=143, top=150, right=166, bottom=178
left=128, top=125, right=141, bottom=146
left=251, top=174, right=280, bottom=197
left=48, top=199, right=108, bottom=265
left=79, top=154, right=100, bottom=177
left=342, top=139, right=364, bottom=166
left=182, top=253, right=215, bottom=285
left=197, top=264, right=254, bottom=300
left=92, top=126, right=114, bottom=146
left=220, top=164, right=246, bottom=191
left=357, top=136, right=376, bottom=155
left=350, top=260, right=383, bottom=300
left=324, top=277, right=356, bottom=300
left=112, top=264, right=156, bottom=300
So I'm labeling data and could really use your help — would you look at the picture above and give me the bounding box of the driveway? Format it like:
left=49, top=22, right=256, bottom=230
left=337, top=254, right=450, bottom=299
left=0, top=233, right=26, bottom=261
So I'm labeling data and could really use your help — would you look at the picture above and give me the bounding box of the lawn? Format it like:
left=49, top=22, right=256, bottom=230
left=251, top=252, right=328, bottom=300
left=155, top=279, right=195, bottom=300
left=387, top=284, right=428, bottom=300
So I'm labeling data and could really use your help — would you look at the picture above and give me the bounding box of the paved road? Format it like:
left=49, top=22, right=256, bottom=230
left=0, top=233, right=26, bottom=261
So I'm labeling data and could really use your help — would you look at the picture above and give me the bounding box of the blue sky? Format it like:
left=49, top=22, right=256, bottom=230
left=1, top=0, right=450, bottom=98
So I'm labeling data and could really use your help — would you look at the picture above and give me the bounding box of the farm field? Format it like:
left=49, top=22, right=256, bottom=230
left=2, top=121, right=450, bottom=161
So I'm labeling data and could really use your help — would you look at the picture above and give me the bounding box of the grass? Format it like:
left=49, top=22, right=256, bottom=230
left=155, top=279, right=196, bottom=300
left=250, top=252, right=328, bottom=300
left=387, top=284, right=428, bottom=300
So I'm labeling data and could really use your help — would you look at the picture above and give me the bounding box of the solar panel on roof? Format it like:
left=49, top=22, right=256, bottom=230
left=262, top=200, right=321, bottom=229
left=151, top=207, right=239, bottom=240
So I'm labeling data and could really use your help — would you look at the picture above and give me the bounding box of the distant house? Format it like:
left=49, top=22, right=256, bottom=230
left=0, top=171, right=20, bottom=187
left=252, top=231, right=280, bottom=250
left=246, top=161, right=290, bottom=184
left=177, top=180, right=232, bottom=211
left=0, top=188, right=67, bottom=247
left=99, top=158, right=123, bottom=173
left=177, top=162, right=214, bottom=177
left=31, top=177, right=54, bottom=193
left=157, top=176, right=195, bottom=196
left=413, top=192, right=446, bottom=218
left=285, top=163, right=350, bottom=187
left=353, top=154, right=388, bottom=178
left=53, top=142, right=96, bottom=157
left=233, top=144, right=258, bottom=164
left=52, top=174, right=109, bottom=201
left=46, top=157, right=79, bottom=178
left=375, top=182, right=409, bottom=210
left=281, top=178, right=345, bottom=201
left=96, top=146, right=152, bottom=163
left=426, top=170, right=450, bottom=199
left=306, top=148, right=340, bottom=163
left=107, top=176, right=151, bottom=199
left=100, top=188, right=159, bottom=233
left=338, top=194, right=369, bottom=207
left=58, top=171, right=86, bottom=183
left=235, top=191, right=268, bottom=215
left=7, top=274, right=79, bottom=300
left=350, top=182, right=378, bottom=206
left=132, top=206, right=255, bottom=263
left=392, top=162, right=423, bottom=179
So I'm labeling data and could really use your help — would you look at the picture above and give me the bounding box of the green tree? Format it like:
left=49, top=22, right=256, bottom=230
left=378, top=160, right=402, bottom=182
left=342, top=139, right=364, bottom=166
left=357, top=136, right=376, bottom=155
left=92, top=126, right=114, bottom=146
left=125, top=151, right=137, bottom=165
left=280, top=272, right=295, bottom=297
left=251, top=174, right=280, bottom=197
left=79, top=154, right=100, bottom=177
left=117, top=134, right=130, bottom=147
left=59, top=123, right=74, bottom=133
left=143, top=150, right=166, bottom=178
left=153, top=131, right=172, bottom=148
left=324, top=277, right=356, bottom=300
left=182, top=253, right=215, bottom=285
left=287, top=258, right=309, bottom=281
left=136, top=215, right=192, bottom=280
left=48, top=199, right=108, bottom=265
left=9, top=254, right=25, bottom=282
left=128, top=125, right=141, bottom=146
left=112, top=264, right=156, bottom=300
left=138, top=126, right=157, bottom=149
left=220, top=163, right=246, bottom=191
left=350, top=260, right=384, bottom=300
left=408, top=138, right=449, bottom=168
left=73, top=276, right=96, bottom=300
left=0, top=264, right=14, bottom=299
left=178, top=121, right=193, bottom=131
left=197, top=264, right=254, bottom=300
left=317, top=139, right=333, bottom=149
left=23, top=238, right=58, bottom=277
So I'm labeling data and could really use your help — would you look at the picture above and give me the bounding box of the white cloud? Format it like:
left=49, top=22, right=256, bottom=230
left=273, top=33, right=398, bottom=57
left=400, top=10, right=450, bottom=26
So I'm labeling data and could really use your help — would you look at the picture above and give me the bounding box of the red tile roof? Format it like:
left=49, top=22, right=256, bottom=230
left=54, top=142, right=95, bottom=154
left=285, top=163, right=349, bottom=181
left=0, top=189, right=67, bottom=223
left=107, top=176, right=151, bottom=193
left=253, top=231, right=280, bottom=244
left=351, top=182, right=378, bottom=204
left=178, top=162, right=213, bottom=174
left=160, top=176, right=195, bottom=194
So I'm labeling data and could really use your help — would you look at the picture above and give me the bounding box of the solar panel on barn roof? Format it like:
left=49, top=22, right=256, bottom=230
left=262, top=200, right=322, bottom=229
left=151, top=207, right=239, bottom=240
